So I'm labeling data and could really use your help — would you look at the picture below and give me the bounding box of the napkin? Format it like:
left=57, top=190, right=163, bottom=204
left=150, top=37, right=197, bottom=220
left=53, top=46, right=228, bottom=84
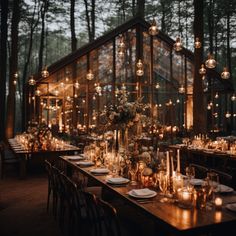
left=65, top=155, right=84, bottom=160
left=131, top=188, right=155, bottom=197
left=107, top=177, right=129, bottom=184
left=90, top=168, right=109, bottom=174
left=217, top=184, right=234, bottom=193
left=76, top=161, right=94, bottom=166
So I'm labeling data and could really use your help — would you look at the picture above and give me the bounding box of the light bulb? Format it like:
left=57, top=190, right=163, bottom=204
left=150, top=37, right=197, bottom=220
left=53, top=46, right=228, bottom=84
left=41, top=66, right=49, bottom=78
left=28, top=76, right=36, bottom=86
left=148, top=19, right=159, bottom=36
left=173, top=37, right=182, bottom=51
left=86, top=69, right=94, bottom=80
left=199, top=64, right=206, bottom=75
left=221, top=67, right=230, bottom=79
left=205, top=54, right=216, bottom=69
left=194, top=37, right=201, bottom=49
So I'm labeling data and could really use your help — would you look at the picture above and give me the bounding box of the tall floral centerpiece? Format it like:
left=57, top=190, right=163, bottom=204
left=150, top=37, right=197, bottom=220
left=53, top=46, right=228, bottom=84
left=102, top=86, right=146, bottom=151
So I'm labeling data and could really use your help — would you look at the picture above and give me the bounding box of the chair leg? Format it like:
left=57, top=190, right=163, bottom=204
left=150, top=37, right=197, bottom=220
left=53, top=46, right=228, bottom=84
left=47, top=186, right=51, bottom=212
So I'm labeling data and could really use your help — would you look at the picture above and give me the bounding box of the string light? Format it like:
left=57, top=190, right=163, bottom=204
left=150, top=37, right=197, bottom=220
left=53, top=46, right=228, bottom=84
left=136, top=59, right=144, bottom=76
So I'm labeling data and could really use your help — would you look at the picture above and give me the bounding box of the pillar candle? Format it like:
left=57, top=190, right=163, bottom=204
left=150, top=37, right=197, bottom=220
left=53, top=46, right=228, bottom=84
left=171, top=156, right=174, bottom=175
left=177, top=149, right=180, bottom=173
left=166, top=151, right=170, bottom=176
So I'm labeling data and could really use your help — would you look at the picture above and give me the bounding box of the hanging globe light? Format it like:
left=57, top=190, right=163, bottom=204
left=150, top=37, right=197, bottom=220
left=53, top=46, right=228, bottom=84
left=118, top=36, right=125, bottom=49
left=117, top=48, right=125, bottom=59
left=86, top=69, right=94, bottom=80
left=74, top=81, right=80, bottom=89
left=148, top=19, right=159, bottom=36
left=207, top=104, right=211, bottom=110
left=13, top=79, right=17, bottom=85
left=215, top=92, right=219, bottom=99
left=14, top=71, right=19, bottom=78
left=54, top=89, right=59, bottom=96
left=178, top=84, right=185, bottom=94
left=205, top=54, right=216, bottom=69
left=41, top=66, right=49, bottom=78
left=194, top=37, right=201, bottom=49
left=231, top=94, right=236, bottom=101
left=199, top=64, right=206, bottom=75
left=136, top=59, right=144, bottom=76
left=95, top=83, right=102, bottom=95
left=173, top=37, right=183, bottom=52
left=35, top=89, right=41, bottom=96
left=28, top=75, right=36, bottom=86
left=221, top=67, right=230, bottom=79
left=155, top=82, right=160, bottom=89
left=225, top=111, right=231, bottom=118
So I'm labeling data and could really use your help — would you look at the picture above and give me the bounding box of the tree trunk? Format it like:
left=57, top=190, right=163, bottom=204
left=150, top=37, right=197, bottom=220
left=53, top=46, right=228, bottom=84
left=84, top=0, right=92, bottom=42
left=207, top=0, right=214, bottom=54
left=226, top=11, right=231, bottom=75
left=193, top=0, right=206, bottom=134
left=22, top=1, right=40, bottom=131
left=91, top=0, right=95, bottom=41
left=0, top=0, right=9, bottom=141
left=136, top=0, right=145, bottom=18
left=38, top=0, right=48, bottom=73
left=5, top=0, right=20, bottom=139
left=70, top=0, right=77, bottom=52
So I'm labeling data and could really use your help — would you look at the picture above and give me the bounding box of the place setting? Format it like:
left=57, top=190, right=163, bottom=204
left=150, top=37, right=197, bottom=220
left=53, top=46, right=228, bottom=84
left=106, top=176, right=130, bottom=187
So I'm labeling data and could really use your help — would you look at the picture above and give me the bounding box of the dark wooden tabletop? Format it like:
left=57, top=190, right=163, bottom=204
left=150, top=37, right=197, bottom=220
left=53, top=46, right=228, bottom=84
left=60, top=156, right=236, bottom=236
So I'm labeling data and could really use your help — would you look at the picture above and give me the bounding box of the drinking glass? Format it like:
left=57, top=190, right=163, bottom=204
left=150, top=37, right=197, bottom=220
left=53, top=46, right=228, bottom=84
left=159, top=171, right=168, bottom=195
left=128, top=163, right=138, bottom=185
left=207, top=172, right=219, bottom=201
left=186, top=166, right=195, bottom=179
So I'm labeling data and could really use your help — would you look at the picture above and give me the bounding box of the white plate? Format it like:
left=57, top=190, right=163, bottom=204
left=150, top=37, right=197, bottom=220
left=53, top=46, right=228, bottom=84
left=65, top=155, right=85, bottom=161
left=75, top=161, right=94, bottom=166
left=90, top=168, right=110, bottom=175
left=106, top=177, right=130, bottom=184
left=217, top=184, right=234, bottom=193
left=128, top=189, right=157, bottom=199
left=226, top=203, right=236, bottom=212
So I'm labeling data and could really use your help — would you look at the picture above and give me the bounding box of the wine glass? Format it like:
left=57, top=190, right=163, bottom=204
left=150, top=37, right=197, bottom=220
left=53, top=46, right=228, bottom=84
left=158, top=170, right=168, bottom=199
left=128, top=163, right=138, bottom=185
left=207, top=171, right=219, bottom=201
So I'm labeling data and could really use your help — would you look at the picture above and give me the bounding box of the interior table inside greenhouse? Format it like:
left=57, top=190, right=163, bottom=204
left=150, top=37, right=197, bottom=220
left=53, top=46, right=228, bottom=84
left=1, top=1, right=236, bottom=236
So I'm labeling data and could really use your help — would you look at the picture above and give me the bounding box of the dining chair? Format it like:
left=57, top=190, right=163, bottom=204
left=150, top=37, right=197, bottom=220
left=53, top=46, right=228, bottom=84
left=189, top=163, right=208, bottom=179
left=209, top=168, right=233, bottom=187
left=0, top=142, right=19, bottom=179
left=45, top=160, right=53, bottom=212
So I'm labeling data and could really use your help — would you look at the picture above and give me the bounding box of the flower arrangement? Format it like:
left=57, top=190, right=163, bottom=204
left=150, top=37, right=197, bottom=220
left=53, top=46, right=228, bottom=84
left=102, top=87, right=147, bottom=129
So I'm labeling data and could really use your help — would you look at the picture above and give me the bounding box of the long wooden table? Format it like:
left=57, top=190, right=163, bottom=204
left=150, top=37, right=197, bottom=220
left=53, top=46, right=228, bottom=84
left=60, top=156, right=236, bottom=236
left=8, top=138, right=80, bottom=178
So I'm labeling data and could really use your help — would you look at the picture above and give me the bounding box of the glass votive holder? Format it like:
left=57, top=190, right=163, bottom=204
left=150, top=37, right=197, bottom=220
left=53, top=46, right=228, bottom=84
left=172, top=174, right=184, bottom=195
left=177, top=187, right=194, bottom=209
left=214, top=197, right=223, bottom=211
left=194, top=188, right=207, bottom=210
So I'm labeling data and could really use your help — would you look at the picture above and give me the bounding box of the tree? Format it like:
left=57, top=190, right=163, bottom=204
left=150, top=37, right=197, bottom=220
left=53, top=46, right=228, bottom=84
left=5, top=0, right=21, bottom=139
left=21, top=0, right=41, bottom=130
left=193, top=0, right=206, bottom=133
left=84, top=0, right=96, bottom=42
left=0, top=0, right=9, bottom=141
left=70, top=0, right=77, bottom=52
left=38, top=0, right=49, bottom=73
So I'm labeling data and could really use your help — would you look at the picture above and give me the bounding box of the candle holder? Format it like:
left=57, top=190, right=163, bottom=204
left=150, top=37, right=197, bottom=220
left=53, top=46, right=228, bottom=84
left=177, top=187, right=194, bottom=209
left=214, top=197, right=223, bottom=211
